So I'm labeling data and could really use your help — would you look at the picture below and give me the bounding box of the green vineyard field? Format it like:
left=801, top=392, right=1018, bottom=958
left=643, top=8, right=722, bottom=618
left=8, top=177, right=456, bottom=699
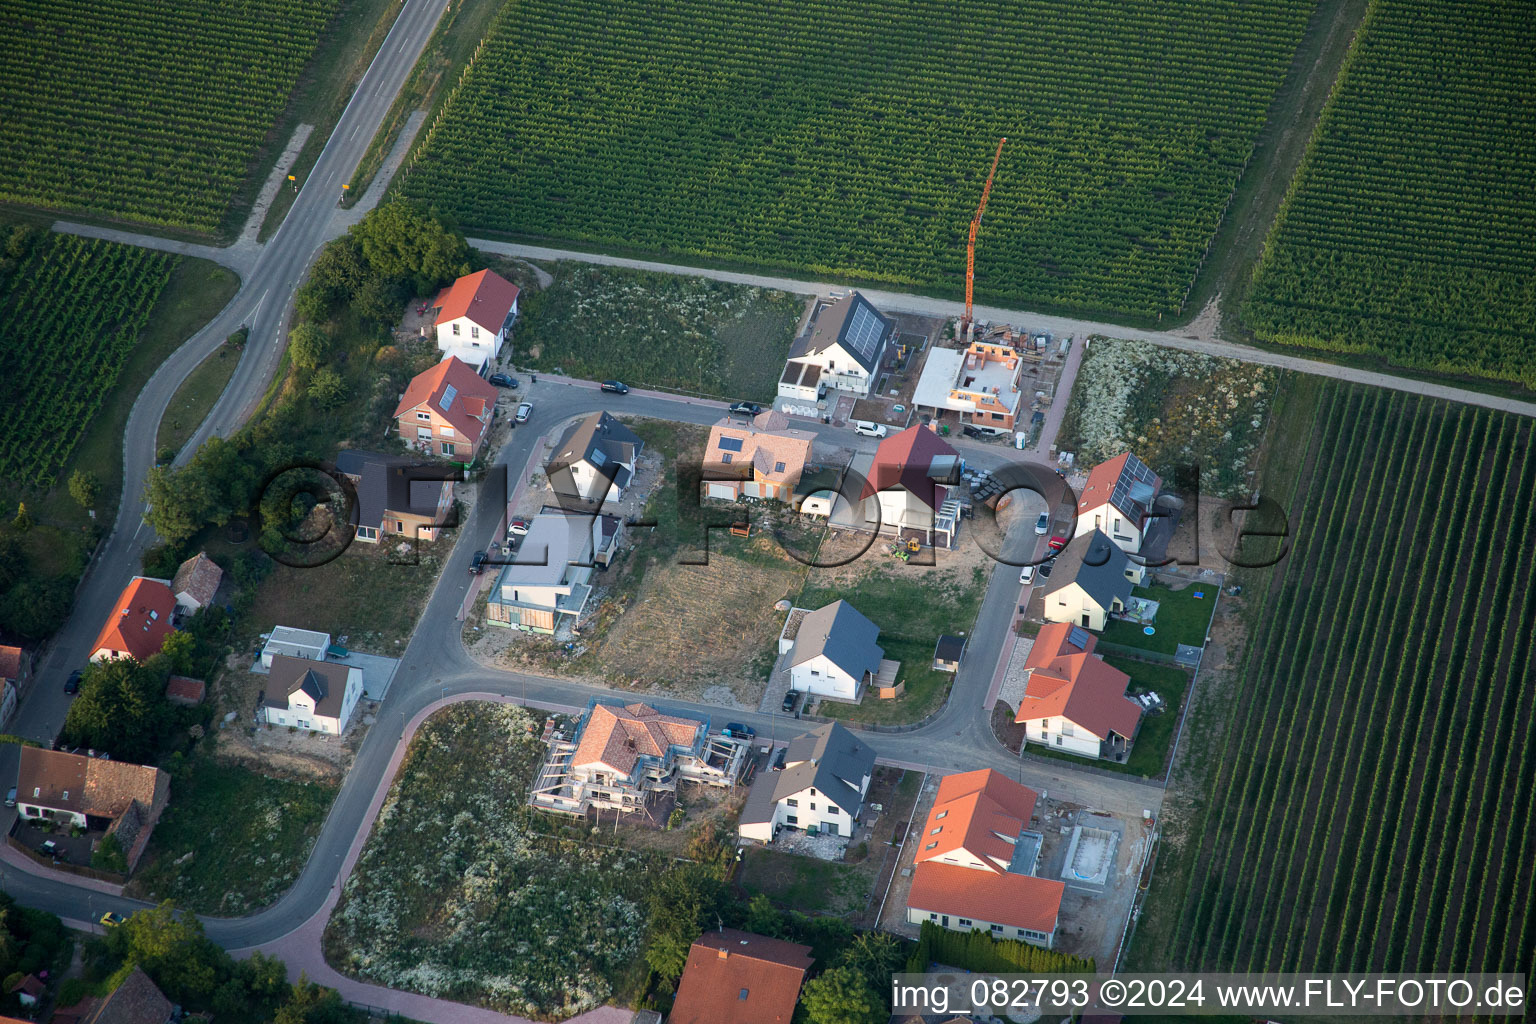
left=1162, top=380, right=1535, bottom=975
left=0, top=0, right=333, bottom=232
left=1244, top=0, right=1536, bottom=387
left=400, top=0, right=1313, bottom=319
left=0, top=233, right=178, bottom=487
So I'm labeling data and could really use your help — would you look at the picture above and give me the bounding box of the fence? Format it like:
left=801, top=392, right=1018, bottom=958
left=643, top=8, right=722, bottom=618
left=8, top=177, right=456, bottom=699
left=6, top=828, right=125, bottom=886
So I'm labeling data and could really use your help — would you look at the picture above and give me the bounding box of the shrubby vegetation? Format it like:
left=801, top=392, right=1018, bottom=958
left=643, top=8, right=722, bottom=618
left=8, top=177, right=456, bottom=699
left=0, top=0, right=331, bottom=231
left=0, top=891, right=70, bottom=1009
left=905, top=920, right=1095, bottom=974
left=1244, top=0, right=1535, bottom=387
left=402, top=0, right=1312, bottom=319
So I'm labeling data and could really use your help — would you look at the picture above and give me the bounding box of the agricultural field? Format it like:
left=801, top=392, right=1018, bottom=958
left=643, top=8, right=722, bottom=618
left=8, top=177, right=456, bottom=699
left=401, top=0, right=1314, bottom=320
left=509, top=262, right=802, bottom=400
left=1143, top=381, right=1536, bottom=976
left=1056, top=338, right=1278, bottom=497
left=0, top=0, right=332, bottom=232
left=1243, top=0, right=1536, bottom=388
left=0, top=228, right=178, bottom=488
left=325, top=702, right=660, bottom=1018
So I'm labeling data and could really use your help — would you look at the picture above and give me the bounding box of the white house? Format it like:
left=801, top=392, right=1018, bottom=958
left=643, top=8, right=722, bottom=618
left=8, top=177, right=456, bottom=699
left=855, top=425, right=964, bottom=548
left=429, top=268, right=520, bottom=372
left=777, top=292, right=893, bottom=403
left=1041, top=529, right=1146, bottom=631
left=905, top=769, right=1064, bottom=948
left=738, top=722, right=875, bottom=843
left=261, top=654, right=363, bottom=734
left=171, top=552, right=222, bottom=615
left=1013, top=623, right=1143, bottom=762
left=485, top=509, right=623, bottom=634
left=260, top=626, right=330, bottom=668
left=548, top=411, right=644, bottom=508
left=1074, top=451, right=1162, bottom=554
left=785, top=600, right=884, bottom=702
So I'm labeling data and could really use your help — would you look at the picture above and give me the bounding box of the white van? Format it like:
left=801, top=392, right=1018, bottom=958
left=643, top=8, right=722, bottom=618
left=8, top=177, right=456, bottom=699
left=853, top=421, right=888, bottom=438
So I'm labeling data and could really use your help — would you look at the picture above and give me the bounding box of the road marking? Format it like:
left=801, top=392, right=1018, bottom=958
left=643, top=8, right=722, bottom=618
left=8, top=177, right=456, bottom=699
left=248, top=288, right=270, bottom=324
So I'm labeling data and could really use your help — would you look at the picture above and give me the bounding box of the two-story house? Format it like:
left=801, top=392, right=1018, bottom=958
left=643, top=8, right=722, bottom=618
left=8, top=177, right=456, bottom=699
left=905, top=768, right=1065, bottom=948
left=335, top=449, right=454, bottom=543
left=548, top=411, right=644, bottom=508
left=485, top=509, right=623, bottom=633
left=782, top=600, right=886, bottom=703
left=393, top=356, right=500, bottom=461
left=1013, top=623, right=1142, bottom=762
left=738, top=722, right=875, bottom=842
left=0, top=645, right=29, bottom=729
left=89, top=577, right=175, bottom=663
left=1074, top=451, right=1162, bottom=554
left=912, top=340, right=1028, bottom=431
left=776, top=292, right=893, bottom=403
left=260, top=654, right=363, bottom=735
left=429, top=269, right=520, bottom=371
left=702, top=411, right=815, bottom=502
left=1042, top=529, right=1146, bottom=631
left=856, top=425, right=964, bottom=548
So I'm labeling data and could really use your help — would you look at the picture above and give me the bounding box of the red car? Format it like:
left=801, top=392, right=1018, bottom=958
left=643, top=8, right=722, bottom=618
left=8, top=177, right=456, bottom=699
left=1048, top=535, right=1068, bottom=552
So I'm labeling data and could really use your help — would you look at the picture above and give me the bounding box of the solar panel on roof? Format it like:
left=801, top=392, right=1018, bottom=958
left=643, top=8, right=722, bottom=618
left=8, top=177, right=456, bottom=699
left=842, top=302, right=887, bottom=361
left=1067, top=626, right=1091, bottom=650
left=718, top=436, right=743, bottom=452
left=440, top=384, right=458, bottom=412
left=590, top=448, right=607, bottom=467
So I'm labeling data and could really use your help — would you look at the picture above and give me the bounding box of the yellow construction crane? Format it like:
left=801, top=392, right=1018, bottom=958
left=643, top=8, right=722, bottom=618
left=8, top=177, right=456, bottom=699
left=963, top=136, right=1007, bottom=336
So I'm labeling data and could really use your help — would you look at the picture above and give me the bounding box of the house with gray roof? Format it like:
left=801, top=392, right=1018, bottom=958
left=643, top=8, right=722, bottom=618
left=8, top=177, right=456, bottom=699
left=334, top=449, right=453, bottom=543
left=547, top=411, right=644, bottom=507
left=785, top=599, right=884, bottom=702
left=1041, top=528, right=1145, bottom=631
left=738, top=722, right=875, bottom=843
left=776, top=292, right=894, bottom=403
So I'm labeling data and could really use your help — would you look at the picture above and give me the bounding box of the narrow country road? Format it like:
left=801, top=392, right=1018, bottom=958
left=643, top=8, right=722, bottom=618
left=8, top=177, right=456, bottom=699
left=469, top=240, right=1536, bottom=421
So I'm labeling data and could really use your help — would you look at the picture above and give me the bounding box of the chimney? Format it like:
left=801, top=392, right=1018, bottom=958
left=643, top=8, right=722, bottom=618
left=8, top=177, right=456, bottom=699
left=717, top=948, right=729, bottom=960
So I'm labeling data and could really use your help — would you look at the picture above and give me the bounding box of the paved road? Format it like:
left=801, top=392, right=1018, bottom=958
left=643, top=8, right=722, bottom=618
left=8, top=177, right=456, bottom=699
left=471, top=241, right=1536, bottom=421
left=0, top=0, right=450, bottom=829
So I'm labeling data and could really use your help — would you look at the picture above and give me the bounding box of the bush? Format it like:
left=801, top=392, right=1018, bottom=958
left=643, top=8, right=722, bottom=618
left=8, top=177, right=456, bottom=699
left=92, top=833, right=128, bottom=874
left=904, top=920, right=1094, bottom=974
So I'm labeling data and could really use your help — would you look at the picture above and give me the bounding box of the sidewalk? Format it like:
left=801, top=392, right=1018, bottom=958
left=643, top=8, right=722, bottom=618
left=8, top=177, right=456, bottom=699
left=0, top=839, right=124, bottom=896
left=237, top=692, right=634, bottom=1024
left=1035, top=336, right=1084, bottom=455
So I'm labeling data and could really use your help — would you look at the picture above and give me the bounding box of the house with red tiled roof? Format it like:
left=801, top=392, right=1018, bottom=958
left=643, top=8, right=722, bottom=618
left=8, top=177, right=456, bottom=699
left=7, top=973, right=44, bottom=1007
left=68, top=966, right=174, bottom=1024
left=1073, top=452, right=1161, bottom=554
left=1013, top=622, right=1142, bottom=762
left=89, top=577, right=175, bottom=664
left=429, top=268, right=520, bottom=371
left=703, top=411, right=816, bottom=502
left=671, top=929, right=813, bottom=1024
left=905, top=769, right=1065, bottom=948
left=529, top=700, right=744, bottom=817
left=14, top=748, right=170, bottom=872
left=855, top=425, right=964, bottom=548
left=171, top=551, right=223, bottom=614
left=393, top=355, right=501, bottom=461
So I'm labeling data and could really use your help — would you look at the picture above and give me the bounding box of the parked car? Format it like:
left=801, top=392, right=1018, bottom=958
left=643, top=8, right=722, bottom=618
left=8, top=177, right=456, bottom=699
left=488, top=372, right=518, bottom=389
left=781, top=690, right=801, bottom=713
left=1019, top=564, right=1035, bottom=585
left=724, top=722, right=755, bottom=739
left=600, top=380, right=629, bottom=394
left=515, top=402, right=533, bottom=423
left=770, top=746, right=787, bottom=771
left=729, top=401, right=762, bottom=416
left=1034, top=512, right=1049, bottom=535
left=64, top=670, right=82, bottom=694
left=468, top=550, right=487, bottom=575
left=99, top=911, right=126, bottom=928
left=508, top=518, right=531, bottom=537
left=853, top=421, right=888, bottom=438
left=961, top=424, right=985, bottom=439
left=4, top=787, right=14, bottom=808
left=1048, top=535, right=1068, bottom=552
left=1038, top=558, right=1055, bottom=579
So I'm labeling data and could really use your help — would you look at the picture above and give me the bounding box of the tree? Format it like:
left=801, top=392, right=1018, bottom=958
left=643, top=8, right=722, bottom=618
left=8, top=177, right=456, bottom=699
left=92, top=833, right=128, bottom=874
left=350, top=201, right=471, bottom=294
left=307, top=367, right=348, bottom=409
left=108, top=903, right=223, bottom=1005
left=743, top=894, right=783, bottom=938
left=0, top=577, right=70, bottom=641
left=351, top=274, right=406, bottom=334
left=143, top=465, right=211, bottom=546
left=272, top=977, right=349, bottom=1024
left=837, top=930, right=903, bottom=996
left=60, top=658, right=175, bottom=763
left=11, top=503, right=31, bottom=532
left=288, top=323, right=331, bottom=370
left=800, top=966, right=886, bottom=1024
left=68, top=469, right=100, bottom=510
left=643, top=864, right=723, bottom=982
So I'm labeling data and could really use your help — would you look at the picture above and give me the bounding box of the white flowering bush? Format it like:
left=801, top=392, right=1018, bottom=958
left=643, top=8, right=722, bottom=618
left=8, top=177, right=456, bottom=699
left=1058, top=338, right=1277, bottom=496
left=325, top=703, right=659, bottom=1018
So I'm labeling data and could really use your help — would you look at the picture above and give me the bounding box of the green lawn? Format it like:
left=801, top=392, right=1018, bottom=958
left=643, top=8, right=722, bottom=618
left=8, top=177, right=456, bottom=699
left=1023, top=657, right=1191, bottom=779
left=1100, top=581, right=1217, bottom=655
left=126, top=755, right=336, bottom=914
left=157, top=341, right=241, bottom=459
left=736, top=846, right=878, bottom=917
